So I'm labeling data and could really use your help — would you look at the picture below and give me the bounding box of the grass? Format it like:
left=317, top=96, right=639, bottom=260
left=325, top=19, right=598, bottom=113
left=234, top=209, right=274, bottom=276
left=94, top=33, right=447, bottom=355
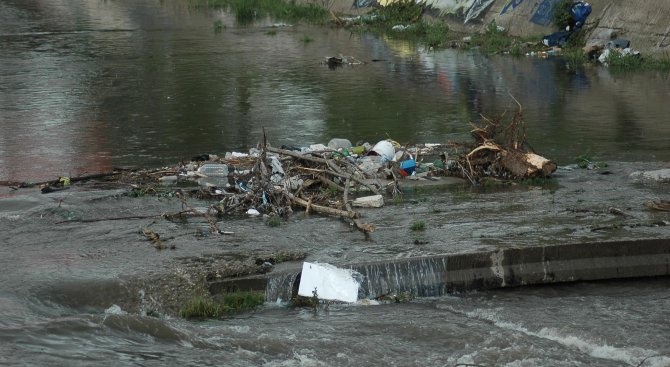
left=351, top=0, right=452, bottom=48
left=266, top=216, right=281, bottom=227
left=575, top=153, right=607, bottom=169
left=471, top=21, right=512, bottom=53
left=180, top=297, right=224, bottom=319
left=322, top=185, right=339, bottom=198
left=213, top=19, right=225, bottom=32
left=378, top=0, right=423, bottom=24
left=300, top=34, right=314, bottom=43
left=190, top=0, right=329, bottom=25
left=562, top=48, right=587, bottom=69
left=180, top=292, right=265, bottom=319
left=410, top=220, right=425, bottom=231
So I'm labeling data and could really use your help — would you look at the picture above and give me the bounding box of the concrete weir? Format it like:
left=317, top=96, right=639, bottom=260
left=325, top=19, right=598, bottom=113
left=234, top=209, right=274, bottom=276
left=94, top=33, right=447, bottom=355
left=209, top=239, right=670, bottom=302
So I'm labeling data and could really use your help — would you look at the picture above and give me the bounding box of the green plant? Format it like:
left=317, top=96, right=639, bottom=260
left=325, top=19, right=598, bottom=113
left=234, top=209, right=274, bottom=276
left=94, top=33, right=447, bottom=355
left=311, top=288, right=320, bottom=311
left=422, top=22, right=450, bottom=48
left=509, top=43, right=523, bottom=57
left=551, top=0, right=573, bottom=30
left=221, top=291, right=265, bottom=311
left=179, top=292, right=265, bottom=319
left=322, top=185, right=339, bottom=198
left=213, top=19, right=225, bottom=32
left=300, top=34, right=314, bottom=43
left=190, top=0, right=329, bottom=25
left=179, top=297, right=224, bottom=319
left=606, top=52, right=644, bottom=71
left=472, top=20, right=512, bottom=53
left=410, top=221, right=425, bottom=231
left=266, top=216, right=281, bottom=227
left=654, top=53, right=670, bottom=70
left=562, top=48, right=587, bottom=68
left=379, top=0, right=423, bottom=24
left=575, top=154, right=607, bottom=169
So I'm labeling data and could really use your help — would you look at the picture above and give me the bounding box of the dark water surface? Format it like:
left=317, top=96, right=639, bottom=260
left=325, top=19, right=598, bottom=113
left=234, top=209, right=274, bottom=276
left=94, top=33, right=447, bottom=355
left=2, top=0, right=669, bottom=183
left=1, top=1, right=670, bottom=366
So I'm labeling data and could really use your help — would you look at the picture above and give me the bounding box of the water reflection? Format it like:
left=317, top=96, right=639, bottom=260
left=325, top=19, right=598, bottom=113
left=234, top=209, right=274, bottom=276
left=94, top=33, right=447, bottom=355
left=1, top=0, right=669, bottom=182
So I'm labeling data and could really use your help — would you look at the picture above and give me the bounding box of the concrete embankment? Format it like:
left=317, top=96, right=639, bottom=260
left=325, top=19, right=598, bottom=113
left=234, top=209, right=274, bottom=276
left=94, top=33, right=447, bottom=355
left=210, top=238, right=670, bottom=301
left=327, top=0, right=670, bottom=56
left=488, top=0, right=670, bottom=56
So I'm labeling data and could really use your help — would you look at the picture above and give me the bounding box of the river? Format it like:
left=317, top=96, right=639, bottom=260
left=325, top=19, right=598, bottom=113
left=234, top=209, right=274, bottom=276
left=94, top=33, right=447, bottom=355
left=1, top=0, right=669, bottom=366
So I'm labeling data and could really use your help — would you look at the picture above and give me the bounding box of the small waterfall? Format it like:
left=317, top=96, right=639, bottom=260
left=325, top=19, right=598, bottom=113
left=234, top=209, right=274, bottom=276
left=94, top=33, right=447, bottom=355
left=209, top=239, right=670, bottom=303
left=351, top=256, right=451, bottom=299
left=265, top=272, right=300, bottom=303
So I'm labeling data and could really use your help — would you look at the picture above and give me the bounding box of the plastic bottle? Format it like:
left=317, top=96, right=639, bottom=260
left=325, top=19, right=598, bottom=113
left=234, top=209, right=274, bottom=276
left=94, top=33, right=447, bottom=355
left=198, top=163, right=229, bottom=177
left=328, top=138, right=353, bottom=150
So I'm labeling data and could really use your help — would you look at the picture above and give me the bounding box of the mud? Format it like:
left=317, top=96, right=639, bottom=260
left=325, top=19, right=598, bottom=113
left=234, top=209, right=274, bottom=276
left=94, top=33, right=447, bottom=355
left=1, top=161, right=668, bottom=316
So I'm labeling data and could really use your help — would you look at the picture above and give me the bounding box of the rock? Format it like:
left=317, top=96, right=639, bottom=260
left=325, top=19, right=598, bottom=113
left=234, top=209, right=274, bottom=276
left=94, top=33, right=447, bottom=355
left=352, top=194, right=384, bottom=208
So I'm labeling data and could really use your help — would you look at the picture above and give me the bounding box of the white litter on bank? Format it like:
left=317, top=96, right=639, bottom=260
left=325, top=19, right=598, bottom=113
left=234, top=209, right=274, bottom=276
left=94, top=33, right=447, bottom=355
left=297, top=262, right=361, bottom=303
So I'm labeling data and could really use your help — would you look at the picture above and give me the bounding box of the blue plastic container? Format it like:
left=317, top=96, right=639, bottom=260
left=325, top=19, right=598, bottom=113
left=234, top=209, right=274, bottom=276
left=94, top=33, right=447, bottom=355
left=400, top=159, right=416, bottom=175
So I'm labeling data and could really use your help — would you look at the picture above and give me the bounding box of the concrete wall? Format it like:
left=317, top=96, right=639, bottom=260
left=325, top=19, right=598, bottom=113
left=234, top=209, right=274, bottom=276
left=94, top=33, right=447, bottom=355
left=487, top=0, right=670, bottom=55
left=210, top=239, right=670, bottom=301
left=328, top=0, right=670, bottom=55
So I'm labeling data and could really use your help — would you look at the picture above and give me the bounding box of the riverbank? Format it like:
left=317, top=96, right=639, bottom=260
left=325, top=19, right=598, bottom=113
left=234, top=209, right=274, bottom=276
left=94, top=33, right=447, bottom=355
left=322, top=0, right=670, bottom=58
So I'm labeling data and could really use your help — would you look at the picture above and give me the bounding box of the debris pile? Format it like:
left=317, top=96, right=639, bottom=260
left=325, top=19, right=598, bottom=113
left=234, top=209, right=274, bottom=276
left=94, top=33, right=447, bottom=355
left=452, top=99, right=557, bottom=183
left=7, top=105, right=557, bottom=239
left=150, top=103, right=553, bottom=234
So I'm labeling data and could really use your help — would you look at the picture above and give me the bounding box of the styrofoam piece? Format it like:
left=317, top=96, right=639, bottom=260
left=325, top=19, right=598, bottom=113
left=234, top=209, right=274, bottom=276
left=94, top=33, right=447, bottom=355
left=297, top=262, right=360, bottom=303
left=352, top=194, right=384, bottom=208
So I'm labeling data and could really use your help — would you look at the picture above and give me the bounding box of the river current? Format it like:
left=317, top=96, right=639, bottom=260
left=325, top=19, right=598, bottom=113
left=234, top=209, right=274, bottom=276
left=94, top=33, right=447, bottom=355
left=1, top=0, right=669, bottom=366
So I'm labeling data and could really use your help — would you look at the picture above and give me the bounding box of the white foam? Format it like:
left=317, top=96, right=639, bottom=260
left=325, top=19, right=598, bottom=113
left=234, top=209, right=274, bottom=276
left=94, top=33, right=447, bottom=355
left=262, top=350, right=328, bottom=367
left=225, top=325, right=251, bottom=333
left=463, top=308, right=663, bottom=366
left=104, top=304, right=126, bottom=315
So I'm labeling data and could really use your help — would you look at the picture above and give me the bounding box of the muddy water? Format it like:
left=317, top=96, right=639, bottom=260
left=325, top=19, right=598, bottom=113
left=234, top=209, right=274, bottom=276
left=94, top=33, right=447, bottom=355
left=1, top=0, right=670, bottom=366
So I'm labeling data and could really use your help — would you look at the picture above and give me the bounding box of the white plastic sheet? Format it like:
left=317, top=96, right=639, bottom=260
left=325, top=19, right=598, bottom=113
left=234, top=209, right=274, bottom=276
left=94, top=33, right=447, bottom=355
left=297, top=262, right=361, bottom=303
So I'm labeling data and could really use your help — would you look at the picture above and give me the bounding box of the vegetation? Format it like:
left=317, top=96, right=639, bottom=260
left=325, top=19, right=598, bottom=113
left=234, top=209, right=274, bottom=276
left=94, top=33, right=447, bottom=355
left=551, top=0, right=573, bottom=30
left=190, top=0, right=329, bottom=25
left=290, top=287, right=325, bottom=311
left=266, top=215, right=281, bottom=227
left=180, top=292, right=265, bottom=319
left=300, top=34, right=314, bottom=43
left=520, top=176, right=558, bottom=188
left=351, top=0, right=452, bottom=48
left=213, top=19, right=225, bottom=32
left=410, top=220, right=425, bottom=231
left=180, top=297, right=224, bottom=319
left=603, top=51, right=670, bottom=72
left=471, top=21, right=512, bottom=54
left=575, top=154, right=607, bottom=170
left=561, top=48, right=587, bottom=69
